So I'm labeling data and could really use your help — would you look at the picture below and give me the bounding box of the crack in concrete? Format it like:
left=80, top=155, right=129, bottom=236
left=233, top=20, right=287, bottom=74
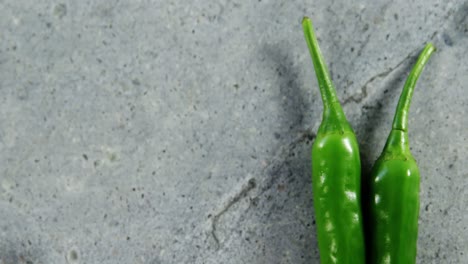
left=210, top=178, right=256, bottom=250
left=356, top=33, right=372, bottom=57
left=342, top=48, right=419, bottom=106
left=341, top=9, right=453, bottom=107
left=208, top=129, right=315, bottom=250
left=258, top=129, right=316, bottom=196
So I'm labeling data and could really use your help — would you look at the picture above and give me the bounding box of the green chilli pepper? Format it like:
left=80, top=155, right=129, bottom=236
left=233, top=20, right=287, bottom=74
left=368, top=43, right=435, bottom=264
left=303, top=17, right=365, bottom=264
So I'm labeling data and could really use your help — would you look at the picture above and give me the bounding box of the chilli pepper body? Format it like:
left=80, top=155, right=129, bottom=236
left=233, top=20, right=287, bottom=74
left=303, top=17, right=365, bottom=264
left=368, top=43, right=435, bottom=264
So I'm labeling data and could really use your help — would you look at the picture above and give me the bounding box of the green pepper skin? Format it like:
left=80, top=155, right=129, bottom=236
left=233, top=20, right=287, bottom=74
left=303, top=17, right=365, bottom=264
left=369, top=43, right=435, bottom=264
left=312, top=132, right=365, bottom=264
left=369, top=131, right=420, bottom=263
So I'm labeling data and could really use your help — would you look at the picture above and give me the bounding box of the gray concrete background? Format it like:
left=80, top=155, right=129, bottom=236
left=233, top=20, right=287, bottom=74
left=0, top=0, right=467, bottom=263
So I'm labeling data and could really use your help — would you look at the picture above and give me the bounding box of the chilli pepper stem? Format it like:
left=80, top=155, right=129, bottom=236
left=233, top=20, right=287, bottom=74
left=392, top=43, right=436, bottom=131
left=302, top=17, right=338, bottom=107
left=302, top=17, right=350, bottom=132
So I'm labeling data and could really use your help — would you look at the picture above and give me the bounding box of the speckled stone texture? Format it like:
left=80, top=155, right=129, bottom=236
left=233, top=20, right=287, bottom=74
left=0, top=0, right=467, bottom=263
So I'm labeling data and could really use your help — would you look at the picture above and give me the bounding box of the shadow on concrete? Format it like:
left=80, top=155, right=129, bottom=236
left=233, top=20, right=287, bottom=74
left=252, top=43, right=319, bottom=263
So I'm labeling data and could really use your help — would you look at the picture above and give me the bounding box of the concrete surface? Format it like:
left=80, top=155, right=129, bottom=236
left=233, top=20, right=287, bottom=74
left=0, top=0, right=467, bottom=263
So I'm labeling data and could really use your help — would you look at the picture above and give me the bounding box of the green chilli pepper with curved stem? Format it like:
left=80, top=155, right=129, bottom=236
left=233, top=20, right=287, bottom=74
left=303, top=17, right=365, bottom=264
left=369, top=43, right=435, bottom=264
